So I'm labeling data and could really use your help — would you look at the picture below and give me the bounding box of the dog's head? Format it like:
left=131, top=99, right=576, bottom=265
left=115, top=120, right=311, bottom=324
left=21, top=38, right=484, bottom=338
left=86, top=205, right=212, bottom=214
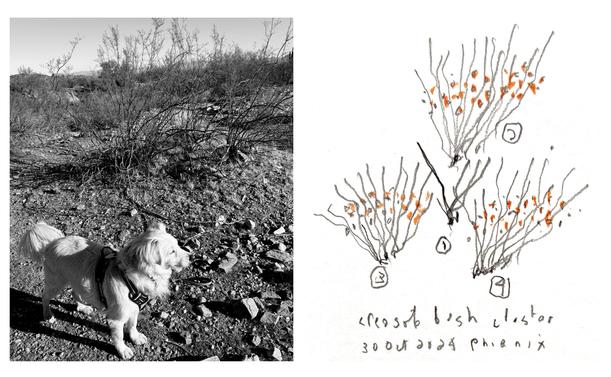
left=120, top=222, right=190, bottom=279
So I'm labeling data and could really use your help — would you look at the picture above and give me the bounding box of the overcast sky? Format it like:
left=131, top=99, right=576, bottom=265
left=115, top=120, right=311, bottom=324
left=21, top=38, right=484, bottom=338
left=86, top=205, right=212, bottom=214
left=10, top=18, right=292, bottom=74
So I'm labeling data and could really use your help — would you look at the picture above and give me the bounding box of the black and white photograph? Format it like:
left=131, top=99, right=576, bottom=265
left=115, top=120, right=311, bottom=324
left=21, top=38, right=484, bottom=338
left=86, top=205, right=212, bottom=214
left=9, top=17, right=293, bottom=361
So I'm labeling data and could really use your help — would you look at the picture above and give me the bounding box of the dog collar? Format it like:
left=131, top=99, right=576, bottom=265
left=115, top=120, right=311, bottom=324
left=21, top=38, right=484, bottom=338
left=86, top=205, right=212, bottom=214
left=95, top=246, right=150, bottom=310
left=120, top=271, right=151, bottom=310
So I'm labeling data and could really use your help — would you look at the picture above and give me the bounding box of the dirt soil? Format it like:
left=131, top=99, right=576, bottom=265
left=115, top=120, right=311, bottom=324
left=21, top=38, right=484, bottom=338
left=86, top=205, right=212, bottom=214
left=9, top=134, right=293, bottom=361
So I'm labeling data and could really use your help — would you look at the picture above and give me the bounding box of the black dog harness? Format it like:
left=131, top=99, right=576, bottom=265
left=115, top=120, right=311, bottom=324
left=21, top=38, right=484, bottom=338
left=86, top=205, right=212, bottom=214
left=95, top=246, right=151, bottom=310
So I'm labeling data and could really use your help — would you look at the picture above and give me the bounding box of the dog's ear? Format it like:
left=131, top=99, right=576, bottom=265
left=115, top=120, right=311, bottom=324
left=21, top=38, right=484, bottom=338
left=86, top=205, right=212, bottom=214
left=147, top=222, right=166, bottom=233
left=124, top=237, right=162, bottom=269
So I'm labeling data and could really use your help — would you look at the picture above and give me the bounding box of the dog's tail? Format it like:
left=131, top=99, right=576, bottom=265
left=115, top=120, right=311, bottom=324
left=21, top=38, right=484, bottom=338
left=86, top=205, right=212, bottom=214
left=18, top=222, right=64, bottom=263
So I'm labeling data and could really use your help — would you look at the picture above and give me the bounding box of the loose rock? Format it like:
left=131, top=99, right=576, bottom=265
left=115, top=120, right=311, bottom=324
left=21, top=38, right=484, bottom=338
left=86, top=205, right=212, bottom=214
left=195, top=304, right=213, bottom=318
left=265, top=250, right=292, bottom=264
left=218, top=252, right=238, bottom=273
left=241, top=298, right=259, bottom=319
left=271, top=347, right=282, bottom=361
left=260, top=312, right=279, bottom=325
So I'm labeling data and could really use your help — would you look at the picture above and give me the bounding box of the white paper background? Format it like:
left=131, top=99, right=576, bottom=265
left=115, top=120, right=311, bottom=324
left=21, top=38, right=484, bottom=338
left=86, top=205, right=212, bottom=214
left=3, top=0, right=610, bottom=375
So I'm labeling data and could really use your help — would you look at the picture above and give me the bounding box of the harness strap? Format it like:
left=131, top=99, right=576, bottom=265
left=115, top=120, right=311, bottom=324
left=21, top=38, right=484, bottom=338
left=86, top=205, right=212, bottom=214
left=95, top=246, right=117, bottom=309
left=94, top=246, right=150, bottom=310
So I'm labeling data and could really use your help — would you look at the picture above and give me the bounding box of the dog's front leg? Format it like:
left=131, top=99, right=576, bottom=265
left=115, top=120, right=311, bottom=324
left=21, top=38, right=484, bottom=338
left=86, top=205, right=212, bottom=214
left=126, top=309, right=148, bottom=345
left=108, top=319, right=134, bottom=360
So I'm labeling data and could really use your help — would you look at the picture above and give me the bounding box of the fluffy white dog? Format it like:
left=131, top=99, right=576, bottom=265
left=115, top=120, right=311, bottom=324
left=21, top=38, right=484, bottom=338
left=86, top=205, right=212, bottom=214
left=18, top=221, right=190, bottom=359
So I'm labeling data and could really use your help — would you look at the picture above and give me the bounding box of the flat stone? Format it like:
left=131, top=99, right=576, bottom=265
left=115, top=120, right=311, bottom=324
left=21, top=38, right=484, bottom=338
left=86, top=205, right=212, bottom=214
left=271, top=347, right=282, bottom=361
left=241, top=298, right=259, bottom=319
left=260, top=312, right=279, bottom=325
left=273, top=226, right=285, bottom=235
left=250, top=335, right=262, bottom=346
left=218, top=252, right=238, bottom=273
left=265, top=250, right=292, bottom=264
left=261, top=291, right=281, bottom=300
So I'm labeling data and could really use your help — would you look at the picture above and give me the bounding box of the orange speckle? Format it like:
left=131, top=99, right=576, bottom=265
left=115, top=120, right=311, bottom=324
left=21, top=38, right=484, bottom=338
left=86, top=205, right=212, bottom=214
left=544, top=210, right=553, bottom=227
left=415, top=200, right=421, bottom=209
left=390, top=208, right=395, bottom=214
left=471, top=70, right=479, bottom=79
left=473, top=223, right=480, bottom=230
left=430, top=86, right=436, bottom=94
left=521, top=62, right=527, bottom=72
left=471, top=98, right=476, bottom=105
left=508, top=81, right=516, bottom=90
left=407, top=211, right=413, bottom=220
left=528, top=82, right=537, bottom=94
left=485, top=90, right=491, bottom=102
left=410, top=192, right=416, bottom=199
left=539, top=76, right=545, bottom=84
left=413, top=214, right=421, bottom=225
left=477, top=99, right=483, bottom=108
left=483, top=210, right=488, bottom=219
left=514, top=206, right=520, bottom=215
left=527, top=72, right=534, bottom=77
left=506, top=199, right=512, bottom=209
left=532, top=195, right=537, bottom=205
left=443, top=95, right=450, bottom=108
left=539, top=207, right=543, bottom=214
left=384, top=191, right=391, bottom=200
left=368, top=191, right=376, bottom=198
left=401, top=204, right=408, bottom=211
left=524, top=199, right=529, bottom=208
left=456, top=106, right=463, bottom=115
left=376, top=201, right=383, bottom=209
left=504, top=222, right=509, bottom=231
left=400, top=193, right=406, bottom=202
left=518, top=80, right=524, bottom=89
left=490, top=214, right=496, bottom=222
left=484, top=75, right=491, bottom=83
left=458, top=91, right=465, bottom=99
left=471, top=84, right=477, bottom=92
left=517, top=93, right=524, bottom=100
left=547, top=191, right=552, bottom=205
left=519, top=220, right=523, bottom=226
left=426, top=192, right=432, bottom=201
left=560, top=200, right=566, bottom=209
left=464, top=82, right=468, bottom=89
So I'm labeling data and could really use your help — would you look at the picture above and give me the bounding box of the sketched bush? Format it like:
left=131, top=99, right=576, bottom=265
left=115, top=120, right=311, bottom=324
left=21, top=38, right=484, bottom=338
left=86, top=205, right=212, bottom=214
left=316, top=158, right=433, bottom=265
left=415, top=25, right=553, bottom=166
left=466, top=158, right=588, bottom=277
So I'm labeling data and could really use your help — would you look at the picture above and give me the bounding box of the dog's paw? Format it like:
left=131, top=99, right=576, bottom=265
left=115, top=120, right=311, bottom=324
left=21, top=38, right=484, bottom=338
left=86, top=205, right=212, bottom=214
left=116, top=345, right=135, bottom=360
left=130, top=332, right=148, bottom=346
left=76, top=303, right=94, bottom=316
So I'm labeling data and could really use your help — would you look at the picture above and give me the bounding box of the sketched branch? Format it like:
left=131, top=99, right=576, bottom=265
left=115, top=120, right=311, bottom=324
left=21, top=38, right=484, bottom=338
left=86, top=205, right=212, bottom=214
left=417, top=142, right=489, bottom=226
left=315, top=158, right=433, bottom=264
